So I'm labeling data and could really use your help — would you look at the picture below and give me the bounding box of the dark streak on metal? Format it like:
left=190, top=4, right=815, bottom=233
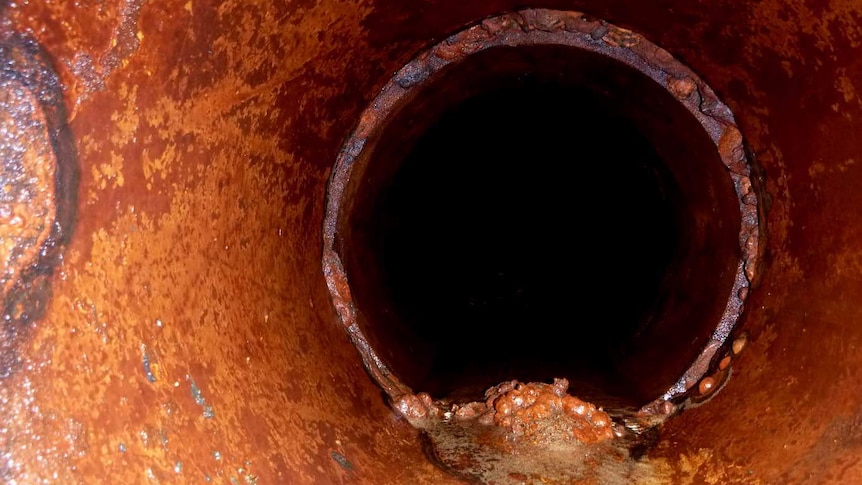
left=0, top=28, right=78, bottom=379
left=186, top=374, right=216, bottom=419
left=331, top=451, right=353, bottom=471
left=141, top=343, right=157, bottom=383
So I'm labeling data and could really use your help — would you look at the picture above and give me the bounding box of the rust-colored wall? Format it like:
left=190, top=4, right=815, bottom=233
left=1, top=0, right=861, bottom=483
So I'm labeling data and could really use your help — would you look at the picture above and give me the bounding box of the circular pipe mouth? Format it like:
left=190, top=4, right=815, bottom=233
left=323, top=9, right=760, bottom=418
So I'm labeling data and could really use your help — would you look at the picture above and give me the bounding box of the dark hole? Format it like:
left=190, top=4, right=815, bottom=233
left=376, top=82, right=678, bottom=400
left=338, top=45, right=741, bottom=409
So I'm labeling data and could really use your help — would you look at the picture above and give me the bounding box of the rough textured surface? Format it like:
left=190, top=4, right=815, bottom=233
left=0, top=1, right=456, bottom=483
left=392, top=379, right=627, bottom=483
left=0, top=0, right=860, bottom=484
left=0, top=27, right=77, bottom=383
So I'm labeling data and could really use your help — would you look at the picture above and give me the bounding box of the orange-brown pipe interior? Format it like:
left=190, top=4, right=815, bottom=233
left=1, top=0, right=862, bottom=483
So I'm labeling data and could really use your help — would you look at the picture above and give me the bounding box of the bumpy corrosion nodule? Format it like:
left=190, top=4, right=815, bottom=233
left=395, top=378, right=616, bottom=445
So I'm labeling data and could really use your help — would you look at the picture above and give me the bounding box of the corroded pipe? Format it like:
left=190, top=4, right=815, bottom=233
left=1, top=0, right=861, bottom=483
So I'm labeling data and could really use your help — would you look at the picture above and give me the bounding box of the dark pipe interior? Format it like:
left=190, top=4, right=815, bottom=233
left=373, top=81, right=679, bottom=404
left=338, top=45, right=742, bottom=408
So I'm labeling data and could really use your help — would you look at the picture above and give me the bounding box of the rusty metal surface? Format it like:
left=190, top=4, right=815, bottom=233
left=0, top=27, right=77, bottom=382
left=0, top=0, right=860, bottom=484
left=0, top=1, right=458, bottom=483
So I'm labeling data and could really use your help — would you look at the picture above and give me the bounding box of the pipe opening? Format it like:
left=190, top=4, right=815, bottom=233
left=336, top=44, right=742, bottom=409
left=359, top=76, right=682, bottom=406
left=340, top=46, right=739, bottom=406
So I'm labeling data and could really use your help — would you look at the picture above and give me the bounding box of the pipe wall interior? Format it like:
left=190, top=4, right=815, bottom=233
left=1, top=0, right=862, bottom=483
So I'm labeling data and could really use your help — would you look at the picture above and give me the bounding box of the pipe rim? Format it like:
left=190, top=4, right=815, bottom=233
left=322, top=8, right=762, bottom=416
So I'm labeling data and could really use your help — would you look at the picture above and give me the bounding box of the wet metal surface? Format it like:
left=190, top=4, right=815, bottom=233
left=0, top=27, right=77, bottom=379
left=0, top=0, right=861, bottom=483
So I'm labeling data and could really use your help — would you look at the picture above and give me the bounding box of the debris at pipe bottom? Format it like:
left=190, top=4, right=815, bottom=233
left=394, top=378, right=662, bottom=484
left=395, top=378, right=617, bottom=444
